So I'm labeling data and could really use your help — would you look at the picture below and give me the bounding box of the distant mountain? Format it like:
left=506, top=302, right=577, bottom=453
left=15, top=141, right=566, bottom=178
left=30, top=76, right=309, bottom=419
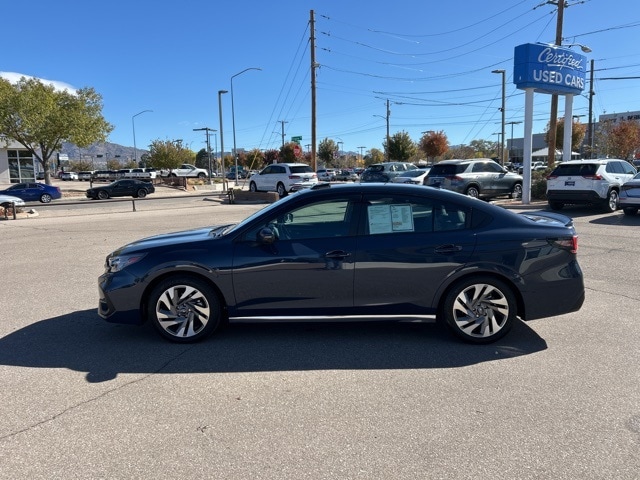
left=60, top=141, right=149, bottom=163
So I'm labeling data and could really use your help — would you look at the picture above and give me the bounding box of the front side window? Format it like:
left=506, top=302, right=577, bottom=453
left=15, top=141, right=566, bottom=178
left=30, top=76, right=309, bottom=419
left=244, top=197, right=356, bottom=241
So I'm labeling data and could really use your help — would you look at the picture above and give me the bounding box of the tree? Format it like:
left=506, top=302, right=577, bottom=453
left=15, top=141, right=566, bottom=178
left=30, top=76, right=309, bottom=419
left=246, top=148, right=265, bottom=169
left=384, top=131, right=417, bottom=161
left=318, top=138, right=338, bottom=165
left=545, top=118, right=587, bottom=157
left=597, top=119, right=640, bottom=160
left=279, top=142, right=303, bottom=164
left=0, top=76, right=113, bottom=184
left=146, top=139, right=195, bottom=171
left=419, top=130, right=449, bottom=161
left=264, top=149, right=279, bottom=164
left=467, top=139, right=498, bottom=158
left=69, top=160, right=93, bottom=172
left=195, top=148, right=210, bottom=170
left=368, top=148, right=385, bottom=165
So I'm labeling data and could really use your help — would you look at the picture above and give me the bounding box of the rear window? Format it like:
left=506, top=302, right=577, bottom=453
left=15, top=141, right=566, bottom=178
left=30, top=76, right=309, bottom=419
left=550, top=163, right=598, bottom=176
left=290, top=166, right=313, bottom=174
left=429, top=164, right=466, bottom=176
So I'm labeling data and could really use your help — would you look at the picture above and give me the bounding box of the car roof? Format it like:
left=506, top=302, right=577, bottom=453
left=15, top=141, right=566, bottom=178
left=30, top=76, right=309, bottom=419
left=556, top=159, right=625, bottom=165
left=435, top=158, right=495, bottom=165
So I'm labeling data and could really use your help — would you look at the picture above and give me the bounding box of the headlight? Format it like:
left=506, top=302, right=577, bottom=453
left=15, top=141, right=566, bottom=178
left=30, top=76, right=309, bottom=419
left=106, top=253, right=146, bottom=273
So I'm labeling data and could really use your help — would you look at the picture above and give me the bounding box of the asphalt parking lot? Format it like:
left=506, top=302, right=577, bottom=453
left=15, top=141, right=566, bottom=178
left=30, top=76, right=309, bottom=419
left=0, top=199, right=638, bottom=479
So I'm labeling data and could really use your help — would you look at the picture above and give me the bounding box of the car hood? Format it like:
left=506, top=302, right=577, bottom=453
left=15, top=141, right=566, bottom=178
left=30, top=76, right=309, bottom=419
left=0, top=195, right=26, bottom=206
left=114, top=225, right=232, bottom=254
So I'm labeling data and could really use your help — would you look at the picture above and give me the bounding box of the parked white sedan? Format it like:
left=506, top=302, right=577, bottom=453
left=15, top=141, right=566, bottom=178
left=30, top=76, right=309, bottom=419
left=0, top=194, right=26, bottom=208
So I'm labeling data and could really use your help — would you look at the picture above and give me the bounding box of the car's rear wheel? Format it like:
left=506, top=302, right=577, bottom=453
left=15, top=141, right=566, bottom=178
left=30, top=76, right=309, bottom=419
left=97, top=190, right=109, bottom=200
left=147, top=276, right=222, bottom=343
left=40, top=193, right=52, bottom=203
left=249, top=181, right=258, bottom=192
left=623, top=207, right=638, bottom=216
left=276, top=182, right=287, bottom=197
left=465, top=186, right=480, bottom=198
left=549, top=201, right=564, bottom=211
left=441, top=276, right=515, bottom=344
left=510, top=183, right=523, bottom=199
left=603, top=190, right=619, bottom=213
left=136, top=189, right=147, bottom=198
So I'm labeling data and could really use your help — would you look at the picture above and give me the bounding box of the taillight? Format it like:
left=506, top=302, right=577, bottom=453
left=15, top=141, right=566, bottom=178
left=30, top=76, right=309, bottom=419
left=553, top=235, right=578, bottom=254
left=547, top=174, right=557, bottom=179
left=582, top=174, right=602, bottom=180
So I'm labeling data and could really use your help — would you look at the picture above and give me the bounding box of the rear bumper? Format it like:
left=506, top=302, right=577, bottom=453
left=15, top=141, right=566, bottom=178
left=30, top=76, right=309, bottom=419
left=546, top=190, right=605, bottom=204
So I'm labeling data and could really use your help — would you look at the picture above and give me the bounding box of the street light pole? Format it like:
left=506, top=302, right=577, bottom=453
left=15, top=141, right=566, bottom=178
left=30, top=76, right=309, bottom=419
left=492, top=69, right=506, bottom=165
left=132, top=110, right=152, bottom=164
left=193, top=127, right=217, bottom=183
left=231, top=67, right=261, bottom=185
left=218, top=90, right=228, bottom=190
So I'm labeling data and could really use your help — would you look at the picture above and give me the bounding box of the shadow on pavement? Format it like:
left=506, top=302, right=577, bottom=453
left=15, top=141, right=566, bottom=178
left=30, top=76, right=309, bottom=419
left=0, top=309, right=547, bottom=383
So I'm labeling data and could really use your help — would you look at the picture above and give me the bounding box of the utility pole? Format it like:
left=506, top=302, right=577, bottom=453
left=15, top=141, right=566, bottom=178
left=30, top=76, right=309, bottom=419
left=547, top=0, right=565, bottom=167
left=385, top=99, right=391, bottom=161
left=193, top=127, right=217, bottom=183
left=310, top=9, right=317, bottom=170
left=278, top=120, right=288, bottom=148
left=587, top=59, right=595, bottom=158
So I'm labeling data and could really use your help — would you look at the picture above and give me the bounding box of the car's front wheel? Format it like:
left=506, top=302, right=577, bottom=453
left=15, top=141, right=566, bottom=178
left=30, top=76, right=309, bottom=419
left=510, top=183, right=523, bottom=199
left=249, top=182, right=258, bottom=192
left=97, top=190, right=109, bottom=200
left=623, top=206, right=638, bottom=216
left=276, top=182, right=287, bottom=197
left=603, top=190, right=619, bottom=213
left=441, top=276, right=516, bottom=344
left=40, top=193, right=52, bottom=203
left=465, top=186, right=480, bottom=198
left=198, top=173, right=206, bottom=179
left=147, top=276, right=222, bottom=343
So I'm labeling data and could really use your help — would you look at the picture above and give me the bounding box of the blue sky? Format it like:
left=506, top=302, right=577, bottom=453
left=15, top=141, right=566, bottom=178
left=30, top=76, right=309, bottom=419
left=3, top=0, right=640, bottom=157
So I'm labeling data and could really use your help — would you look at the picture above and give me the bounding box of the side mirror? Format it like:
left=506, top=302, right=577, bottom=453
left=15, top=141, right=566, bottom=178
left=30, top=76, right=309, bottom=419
left=257, top=226, right=278, bottom=244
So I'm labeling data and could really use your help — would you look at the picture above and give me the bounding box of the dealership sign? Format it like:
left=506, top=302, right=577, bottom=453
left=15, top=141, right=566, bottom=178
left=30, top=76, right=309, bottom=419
left=514, top=43, right=587, bottom=95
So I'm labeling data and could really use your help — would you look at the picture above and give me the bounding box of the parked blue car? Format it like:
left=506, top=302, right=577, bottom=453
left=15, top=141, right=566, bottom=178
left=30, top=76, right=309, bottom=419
left=0, top=182, right=62, bottom=203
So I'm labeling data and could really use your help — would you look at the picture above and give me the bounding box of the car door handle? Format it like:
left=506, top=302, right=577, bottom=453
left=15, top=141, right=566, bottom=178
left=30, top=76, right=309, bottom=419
left=434, top=244, right=463, bottom=254
left=325, top=250, right=351, bottom=259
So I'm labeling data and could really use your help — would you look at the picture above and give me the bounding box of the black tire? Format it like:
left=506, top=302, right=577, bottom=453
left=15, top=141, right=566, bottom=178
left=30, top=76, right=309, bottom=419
left=510, top=183, right=523, bottom=199
left=441, top=276, right=516, bottom=344
left=548, top=201, right=564, bottom=211
left=249, top=182, right=258, bottom=192
left=40, top=193, right=52, bottom=203
left=276, top=183, right=287, bottom=197
left=603, top=190, right=619, bottom=213
left=197, top=172, right=206, bottom=179
left=465, top=185, right=480, bottom=198
left=623, top=207, right=638, bottom=216
left=136, top=189, right=147, bottom=198
left=147, top=276, right=222, bottom=343
left=97, top=190, right=109, bottom=200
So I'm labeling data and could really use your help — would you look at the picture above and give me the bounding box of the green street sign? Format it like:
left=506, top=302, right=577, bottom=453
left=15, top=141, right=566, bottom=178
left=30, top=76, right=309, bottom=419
left=291, top=136, right=303, bottom=144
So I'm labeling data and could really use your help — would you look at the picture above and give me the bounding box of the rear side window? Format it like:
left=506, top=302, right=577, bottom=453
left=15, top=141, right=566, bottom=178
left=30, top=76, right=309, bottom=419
left=429, top=164, right=467, bottom=176
left=551, top=163, right=598, bottom=176
left=366, top=165, right=385, bottom=173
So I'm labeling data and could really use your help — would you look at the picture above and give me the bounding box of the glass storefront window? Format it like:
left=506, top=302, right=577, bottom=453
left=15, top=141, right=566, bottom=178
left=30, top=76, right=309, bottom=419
left=8, top=150, right=35, bottom=183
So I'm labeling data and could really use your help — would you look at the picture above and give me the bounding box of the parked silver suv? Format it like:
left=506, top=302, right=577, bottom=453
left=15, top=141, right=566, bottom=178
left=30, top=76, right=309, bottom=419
left=546, top=159, right=637, bottom=212
left=425, top=159, right=523, bottom=200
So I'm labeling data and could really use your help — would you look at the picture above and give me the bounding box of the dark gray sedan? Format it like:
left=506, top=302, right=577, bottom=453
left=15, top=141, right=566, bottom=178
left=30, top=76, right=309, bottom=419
left=86, top=179, right=155, bottom=200
left=97, top=183, right=584, bottom=344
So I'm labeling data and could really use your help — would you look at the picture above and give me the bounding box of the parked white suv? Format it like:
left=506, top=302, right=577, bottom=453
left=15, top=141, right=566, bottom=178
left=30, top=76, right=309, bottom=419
left=546, top=159, right=637, bottom=212
left=249, top=163, right=318, bottom=196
